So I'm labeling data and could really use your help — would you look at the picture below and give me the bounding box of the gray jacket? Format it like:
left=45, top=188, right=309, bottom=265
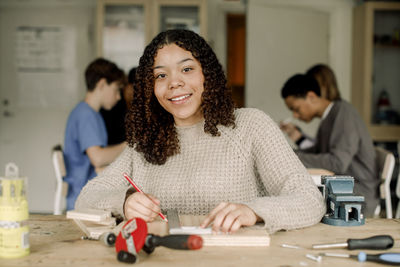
left=295, top=100, right=379, bottom=216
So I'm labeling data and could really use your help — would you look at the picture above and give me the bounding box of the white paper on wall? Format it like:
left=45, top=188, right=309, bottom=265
left=15, top=26, right=78, bottom=108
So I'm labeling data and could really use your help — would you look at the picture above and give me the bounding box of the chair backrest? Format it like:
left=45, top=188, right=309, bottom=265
left=395, top=141, right=400, bottom=218
left=52, top=144, right=68, bottom=215
left=396, top=142, right=400, bottom=199
left=374, top=146, right=395, bottom=218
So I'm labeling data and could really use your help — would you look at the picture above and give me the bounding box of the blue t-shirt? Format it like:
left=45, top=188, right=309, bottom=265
left=63, top=101, right=107, bottom=210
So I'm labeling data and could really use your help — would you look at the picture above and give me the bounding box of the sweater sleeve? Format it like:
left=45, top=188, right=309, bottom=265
left=242, top=109, right=326, bottom=233
left=75, top=147, right=133, bottom=217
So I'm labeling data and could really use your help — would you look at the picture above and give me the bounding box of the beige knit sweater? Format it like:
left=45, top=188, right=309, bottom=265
left=76, top=108, right=326, bottom=233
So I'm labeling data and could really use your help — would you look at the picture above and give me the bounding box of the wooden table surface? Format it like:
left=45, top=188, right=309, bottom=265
left=1, top=215, right=399, bottom=267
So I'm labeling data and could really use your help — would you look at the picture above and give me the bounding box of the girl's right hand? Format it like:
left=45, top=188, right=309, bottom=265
left=124, top=192, right=161, bottom=222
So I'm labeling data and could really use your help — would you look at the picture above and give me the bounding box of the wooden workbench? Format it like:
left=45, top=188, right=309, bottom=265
left=0, top=215, right=399, bottom=267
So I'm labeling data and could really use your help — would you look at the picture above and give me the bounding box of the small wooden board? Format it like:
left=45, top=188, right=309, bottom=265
left=150, top=213, right=270, bottom=247
left=66, top=209, right=116, bottom=239
left=179, top=215, right=270, bottom=246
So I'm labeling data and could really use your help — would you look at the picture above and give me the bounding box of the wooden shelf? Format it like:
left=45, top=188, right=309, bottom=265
left=370, top=125, right=400, bottom=141
left=352, top=2, right=400, bottom=142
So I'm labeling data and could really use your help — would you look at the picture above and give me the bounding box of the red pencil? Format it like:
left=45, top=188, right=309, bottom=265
left=123, top=172, right=168, bottom=222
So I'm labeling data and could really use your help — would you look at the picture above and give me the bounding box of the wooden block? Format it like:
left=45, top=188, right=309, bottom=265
left=201, top=229, right=270, bottom=247
left=140, top=214, right=270, bottom=247
left=67, top=209, right=117, bottom=239
left=85, top=226, right=115, bottom=239
left=79, top=218, right=116, bottom=227
left=178, top=215, right=270, bottom=247
left=66, top=209, right=112, bottom=222
left=169, top=226, right=212, bottom=235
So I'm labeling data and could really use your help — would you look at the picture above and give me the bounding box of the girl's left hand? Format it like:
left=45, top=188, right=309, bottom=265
left=200, top=202, right=261, bottom=233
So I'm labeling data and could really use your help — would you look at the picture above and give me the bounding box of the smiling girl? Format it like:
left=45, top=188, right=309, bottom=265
left=76, top=29, right=325, bottom=234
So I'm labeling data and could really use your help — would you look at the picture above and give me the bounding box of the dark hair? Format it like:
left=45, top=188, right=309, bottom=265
left=281, top=74, right=321, bottom=99
left=306, top=64, right=341, bottom=101
left=128, top=67, right=137, bottom=84
left=126, top=29, right=235, bottom=165
left=85, top=58, right=125, bottom=91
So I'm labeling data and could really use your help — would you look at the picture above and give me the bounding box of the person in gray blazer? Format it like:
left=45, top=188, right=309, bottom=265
left=280, top=64, right=379, bottom=217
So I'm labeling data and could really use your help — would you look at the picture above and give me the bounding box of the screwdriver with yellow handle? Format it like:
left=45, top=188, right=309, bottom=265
left=312, top=235, right=394, bottom=250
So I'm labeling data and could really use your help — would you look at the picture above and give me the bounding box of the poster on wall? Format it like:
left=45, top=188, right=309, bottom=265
left=16, top=26, right=64, bottom=72
left=15, top=26, right=78, bottom=108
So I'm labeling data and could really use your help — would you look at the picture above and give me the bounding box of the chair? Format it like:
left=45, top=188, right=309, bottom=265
left=373, top=146, right=395, bottom=219
left=395, top=141, right=400, bottom=219
left=52, top=144, right=68, bottom=215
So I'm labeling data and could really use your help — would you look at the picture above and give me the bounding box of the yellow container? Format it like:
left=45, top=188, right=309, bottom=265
left=0, top=163, right=30, bottom=259
left=0, top=222, right=29, bottom=258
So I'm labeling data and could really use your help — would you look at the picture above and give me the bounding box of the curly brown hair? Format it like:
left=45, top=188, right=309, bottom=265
left=125, top=29, right=235, bottom=165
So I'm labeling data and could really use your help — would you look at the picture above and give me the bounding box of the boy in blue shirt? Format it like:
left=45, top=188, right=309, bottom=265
left=64, top=58, right=127, bottom=210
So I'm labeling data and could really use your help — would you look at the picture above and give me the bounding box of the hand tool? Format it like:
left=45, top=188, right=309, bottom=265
left=320, top=176, right=365, bottom=226
left=144, top=233, right=203, bottom=251
left=312, top=235, right=394, bottom=250
left=115, top=218, right=203, bottom=263
left=99, top=232, right=116, bottom=246
left=321, top=252, right=400, bottom=265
